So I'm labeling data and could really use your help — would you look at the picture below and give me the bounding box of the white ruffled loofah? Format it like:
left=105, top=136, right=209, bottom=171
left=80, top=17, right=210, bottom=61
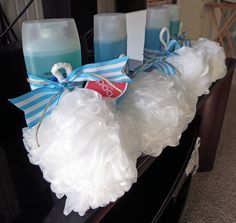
left=166, top=46, right=212, bottom=97
left=119, top=70, right=196, bottom=157
left=20, top=38, right=227, bottom=217
left=23, top=88, right=138, bottom=216
left=192, top=38, right=227, bottom=82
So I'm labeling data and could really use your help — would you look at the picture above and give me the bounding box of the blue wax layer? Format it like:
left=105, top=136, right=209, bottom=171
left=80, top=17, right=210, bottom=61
left=94, top=38, right=127, bottom=62
left=24, top=49, right=82, bottom=79
left=144, top=28, right=168, bottom=51
left=170, top=20, right=180, bottom=38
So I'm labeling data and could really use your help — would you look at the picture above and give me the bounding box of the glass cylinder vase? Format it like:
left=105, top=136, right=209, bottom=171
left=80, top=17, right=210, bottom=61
left=94, top=13, right=127, bottom=62
left=22, top=18, right=81, bottom=80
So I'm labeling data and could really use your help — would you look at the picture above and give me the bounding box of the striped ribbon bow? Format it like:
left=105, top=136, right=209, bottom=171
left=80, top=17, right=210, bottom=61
left=175, top=32, right=191, bottom=48
left=9, top=56, right=130, bottom=129
left=139, top=27, right=181, bottom=76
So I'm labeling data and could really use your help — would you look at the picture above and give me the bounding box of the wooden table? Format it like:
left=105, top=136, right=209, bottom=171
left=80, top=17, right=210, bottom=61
left=205, top=1, right=236, bottom=57
left=197, top=58, right=236, bottom=171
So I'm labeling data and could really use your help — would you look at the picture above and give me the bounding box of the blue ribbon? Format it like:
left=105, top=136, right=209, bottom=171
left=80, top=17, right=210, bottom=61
left=140, top=39, right=181, bottom=76
left=174, top=32, right=192, bottom=47
left=143, top=39, right=181, bottom=61
left=9, top=56, right=130, bottom=128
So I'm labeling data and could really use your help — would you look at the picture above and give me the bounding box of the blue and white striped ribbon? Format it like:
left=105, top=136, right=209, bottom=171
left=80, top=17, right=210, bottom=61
left=143, top=26, right=181, bottom=62
left=9, top=56, right=130, bottom=128
left=9, top=87, right=62, bottom=128
left=134, top=57, right=177, bottom=76
left=175, top=32, right=192, bottom=48
left=67, top=56, right=130, bottom=82
left=152, top=59, right=178, bottom=75
left=140, top=38, right=180, bottom=76
left=29, top=56, right=130, bottom=90
left=143, top=38, right=180, bottom=61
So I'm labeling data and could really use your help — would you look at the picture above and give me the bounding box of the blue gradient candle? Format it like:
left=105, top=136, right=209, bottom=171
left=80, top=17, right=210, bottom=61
left=144, top=7, right=169, bottom=60
left=24, top=49, right=81, bottom=79
left=94, top=13, right=127, bottom=62
left=163, top=4, right=181, bottom=37
left=94, top=38, right=127, bottom=62
left=22, top=19, right=82, bottom=80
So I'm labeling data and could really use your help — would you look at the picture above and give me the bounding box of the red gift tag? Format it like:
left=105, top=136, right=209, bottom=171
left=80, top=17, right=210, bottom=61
left=85, top=80, right=128, bottom=99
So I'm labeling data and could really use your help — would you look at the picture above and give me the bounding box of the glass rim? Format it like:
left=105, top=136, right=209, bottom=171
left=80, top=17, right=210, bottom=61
left=94, top=13, right=125, bottom=18
left=147, top=7, right=169, bottom=11
left=22, top=18, right=74, bottom=24
left=162, top=4, right=181, bottom=9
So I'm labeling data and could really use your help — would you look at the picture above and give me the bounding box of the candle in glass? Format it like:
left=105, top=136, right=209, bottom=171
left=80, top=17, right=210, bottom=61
left=94, top=13, right=127, bottom=62
left=163, top=4, right=181, bottom=37
left=22, top=18, right=81, bottom=80
left=144, top=7, right=170, bottom=53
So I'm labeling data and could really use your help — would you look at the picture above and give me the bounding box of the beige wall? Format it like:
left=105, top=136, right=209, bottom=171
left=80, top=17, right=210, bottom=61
left=177, top=0, right=220, bottom=40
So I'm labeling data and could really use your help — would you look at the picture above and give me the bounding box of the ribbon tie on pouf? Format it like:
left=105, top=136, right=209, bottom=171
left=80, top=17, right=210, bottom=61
left=9, top=56, right=130, bottom=129
left=175, top=32, right=191, bottom=48
left=143, top=27, right=181, bottom=62
left=138, top=27, right=181, bottom=76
